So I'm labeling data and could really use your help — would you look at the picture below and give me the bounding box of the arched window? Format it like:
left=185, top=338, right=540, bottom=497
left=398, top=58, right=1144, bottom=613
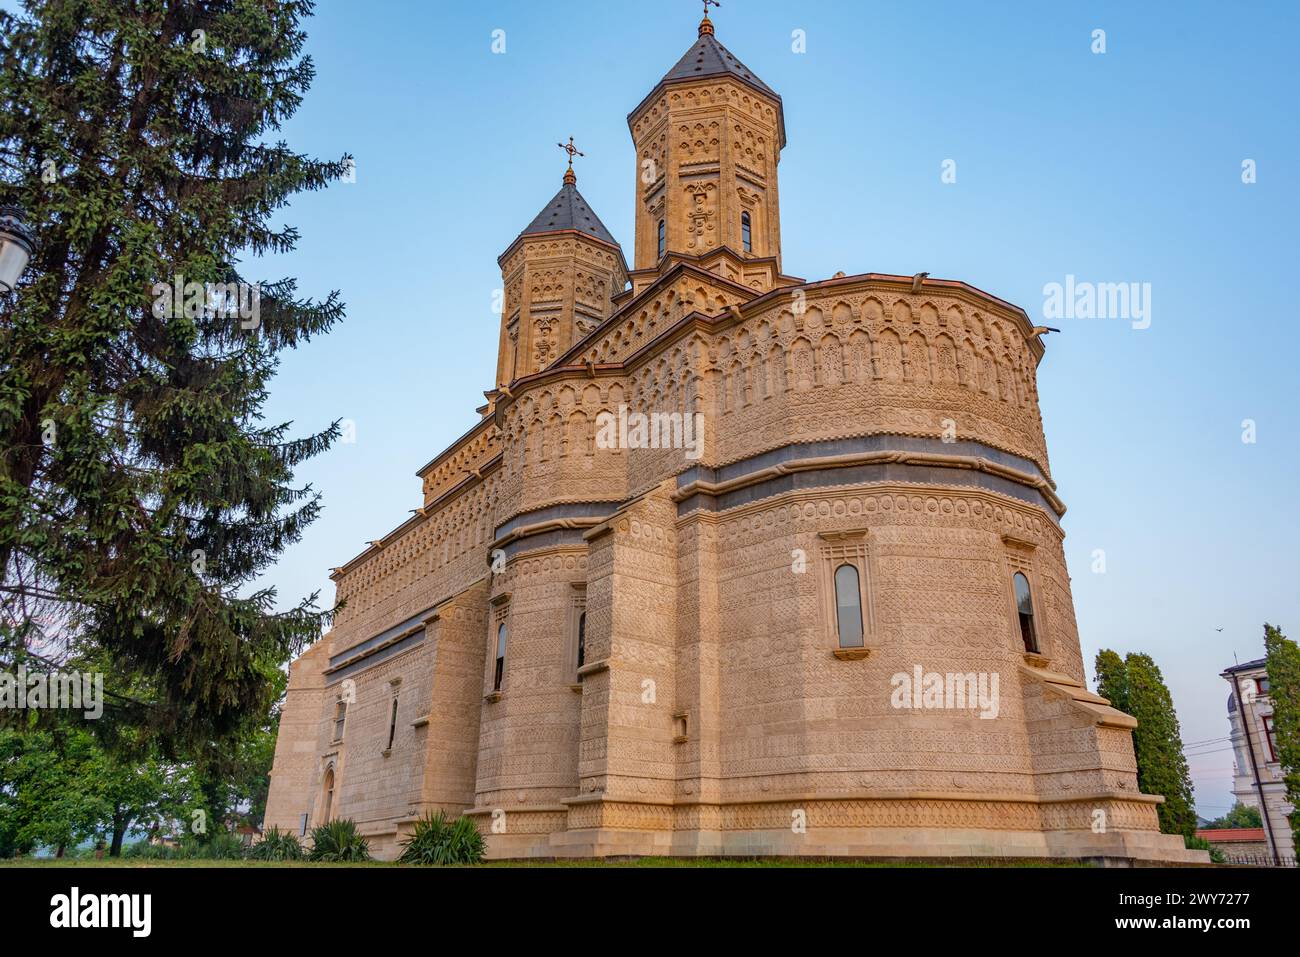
left=576, top=611, right=586, bottom=670
left=333, top=700, right=347, bottom=742
left=494, top=622, right=507, bottom=691
left=321, top=767, right=335, bottom=823
left=834, top=563, right=864, bottom=648
left=657, top=219, right=665, bottom=259
left=1013, top=572, right=1038, bottom=653
left=741, top=211, right=752, bottom=252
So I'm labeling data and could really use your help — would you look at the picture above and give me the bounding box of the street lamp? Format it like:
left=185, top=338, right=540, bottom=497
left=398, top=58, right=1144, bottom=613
left=0, top=206, right=34, bottom=293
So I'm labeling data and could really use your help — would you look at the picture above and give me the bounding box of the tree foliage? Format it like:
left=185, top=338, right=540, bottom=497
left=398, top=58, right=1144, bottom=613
left=1204, top=802, right=1263, bottom=830
left=1263, top=622, right=1300, bottom=860
left=1094, top=649, right=1197, bottom=839
left=1094, top=648, right=1128, bottom=712
left=0, top=0, right=347, bottom=750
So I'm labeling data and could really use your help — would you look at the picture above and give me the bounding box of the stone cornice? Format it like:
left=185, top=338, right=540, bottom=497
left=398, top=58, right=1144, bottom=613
left=672, top=448, right=1066, bottom=517
left=627, top=71, right=788, bottom=149
left=496, top=226, right=629, bottom=274
left=414, top=415, right=497, bottom=479
left=332, top=452, right=503, bottom=581
left=489, top=516, right=606, bottom=554
left=675, top=481, right=1066, bottom=544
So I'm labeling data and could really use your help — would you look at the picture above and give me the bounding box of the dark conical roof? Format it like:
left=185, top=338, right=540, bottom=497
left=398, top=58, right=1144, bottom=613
left=519, top=181, right=619, bottom=247
left=661, top=31, right=779, bottom=100
left=629, top=27, right=786, bottom=147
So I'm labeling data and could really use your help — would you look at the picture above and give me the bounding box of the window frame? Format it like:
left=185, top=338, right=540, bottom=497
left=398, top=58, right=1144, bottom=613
left=832, top=562, right=865, bottom=649
left=493, top=622, right=507, bottom=691
left=567, top=583, right=587, bottom=686
left=320, top=764, right=335, bottom=824
left=818, top=531, right=876, bottom=655
left=1003, top=540, right=1047, bottom=660
left=386, top=695, right=399, bottom=752
left=577, top=611, right=586, bottom=670
left=333, top=699, right=348, bottom=743
left=741, top=210, right=753, bottom=252
left=1262, top=714, right=1278, bottom=762
left=1012, top=570, right=1039, bottom=654
left=486, top=593, right=511, bottom=699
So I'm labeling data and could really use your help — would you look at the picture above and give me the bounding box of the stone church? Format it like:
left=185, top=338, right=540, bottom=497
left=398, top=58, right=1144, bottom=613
left=265, top=14, right=1202, bottom=863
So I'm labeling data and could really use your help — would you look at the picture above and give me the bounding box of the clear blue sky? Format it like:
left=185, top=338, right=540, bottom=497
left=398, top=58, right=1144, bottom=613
left=31, top=0, right=1300, bottom=817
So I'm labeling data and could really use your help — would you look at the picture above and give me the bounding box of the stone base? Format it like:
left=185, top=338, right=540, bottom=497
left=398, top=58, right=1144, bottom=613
left=465, top=795, right=1210, bottom=865
left=486, top=826, right=1204, bottom=865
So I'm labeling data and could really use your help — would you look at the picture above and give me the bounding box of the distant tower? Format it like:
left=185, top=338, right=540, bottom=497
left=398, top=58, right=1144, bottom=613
left=495, top=144, right=628, bottom=385
left=627, top=10, right=786, bottom=286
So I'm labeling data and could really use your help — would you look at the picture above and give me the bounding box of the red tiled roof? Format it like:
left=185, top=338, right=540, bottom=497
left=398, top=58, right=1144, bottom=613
left=1196, top=828, right=1266, bottom=842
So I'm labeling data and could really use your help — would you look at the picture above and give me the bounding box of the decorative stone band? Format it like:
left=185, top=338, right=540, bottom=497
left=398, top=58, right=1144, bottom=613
left=490, top=438, right=1062, bottom=559
left=322, top=602, right=465, bottom=682
left=490, top=515, right=609, bottom=561
left=675, top=445, right=1065, bottom=520
left=463, top=806, right=571, bottom=835
left=466, top=792, right=1163, bottom=834
left=686, top=434, right=1050, bottom=488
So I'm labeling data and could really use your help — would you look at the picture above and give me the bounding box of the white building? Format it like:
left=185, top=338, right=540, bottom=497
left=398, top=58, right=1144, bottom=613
left=1223, top=658, right=1295, bottom=864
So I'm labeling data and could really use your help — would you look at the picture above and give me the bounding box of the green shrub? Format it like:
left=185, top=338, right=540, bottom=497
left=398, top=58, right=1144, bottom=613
left=1185, top=835, right=1226, bottom=864
left=398, top=811, right=485, bottom=865
left=123, top=841, right=180, bottom=860
left=182, top=832, right=247, bottom=860
left=249, top=827, right=305, bottom=861
left=309, top=818, right=371, bottom=862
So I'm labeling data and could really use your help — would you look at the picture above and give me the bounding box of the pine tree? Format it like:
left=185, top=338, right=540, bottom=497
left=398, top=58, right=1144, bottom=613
left=0, top=0, right=347, bottom=748
left=1263, top=623, right=1300, bottom=861
left=1125, top=653, right=1198, bottom=838
left=1094, top=648, right=1129, bottom=711
left=1095, top=649, right=1197, bottom=838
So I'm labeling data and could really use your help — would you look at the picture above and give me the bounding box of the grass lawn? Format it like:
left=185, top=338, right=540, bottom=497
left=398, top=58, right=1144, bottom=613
left=0, top=855, right=1093, bottom=868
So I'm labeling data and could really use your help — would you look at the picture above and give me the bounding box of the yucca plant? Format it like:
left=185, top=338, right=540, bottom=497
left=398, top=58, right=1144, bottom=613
left=309, top=819, right=371, bottom=863
left=250, top=827, right=305, bottom=862
left=123, top=841, right=179, bottom=861
left=183, top=832, right=247, bottom=860
left=445, top=815, right=487, bottom=864
left=398, top=811, right=486, bottom=865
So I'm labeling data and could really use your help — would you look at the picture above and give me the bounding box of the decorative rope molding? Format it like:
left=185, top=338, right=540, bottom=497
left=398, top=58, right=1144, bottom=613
left=671, top=448, right=1067, bottom=516
left=489, top=516, right=607, bottom=553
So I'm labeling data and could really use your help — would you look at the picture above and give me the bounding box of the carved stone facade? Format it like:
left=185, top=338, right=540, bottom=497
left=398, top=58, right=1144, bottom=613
left=264, top=17, right=1205, bottom=864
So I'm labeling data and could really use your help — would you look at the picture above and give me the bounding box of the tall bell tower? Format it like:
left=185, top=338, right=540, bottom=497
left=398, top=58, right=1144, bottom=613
left=627, top=9, right=786, bottom=278
left=495, top=144, right=628, bottom=386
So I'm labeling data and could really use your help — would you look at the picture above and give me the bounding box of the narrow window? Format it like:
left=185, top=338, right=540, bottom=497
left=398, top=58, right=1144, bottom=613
left=1013, top=572, right=1038, bottom=653
left=657, top=219, right=665, bottom=259
left=494, top=622, right=507, bottom=691
left=741, top=211, right=752, bottom=252
left=834, top=563, right=864, bottom=648
left=322, top=767, right=335, bottom=823
left=386, top=697, right=399, bottom=751
left=1263, top=715, right=1278, bottom=762
left=333, top=700, right=347, bottom=742
left=576, top=611, right=587, bottom=673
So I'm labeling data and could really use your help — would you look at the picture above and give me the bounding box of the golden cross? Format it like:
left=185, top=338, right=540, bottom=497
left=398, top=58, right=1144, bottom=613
left=557, top=136, right=584, bottom=171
